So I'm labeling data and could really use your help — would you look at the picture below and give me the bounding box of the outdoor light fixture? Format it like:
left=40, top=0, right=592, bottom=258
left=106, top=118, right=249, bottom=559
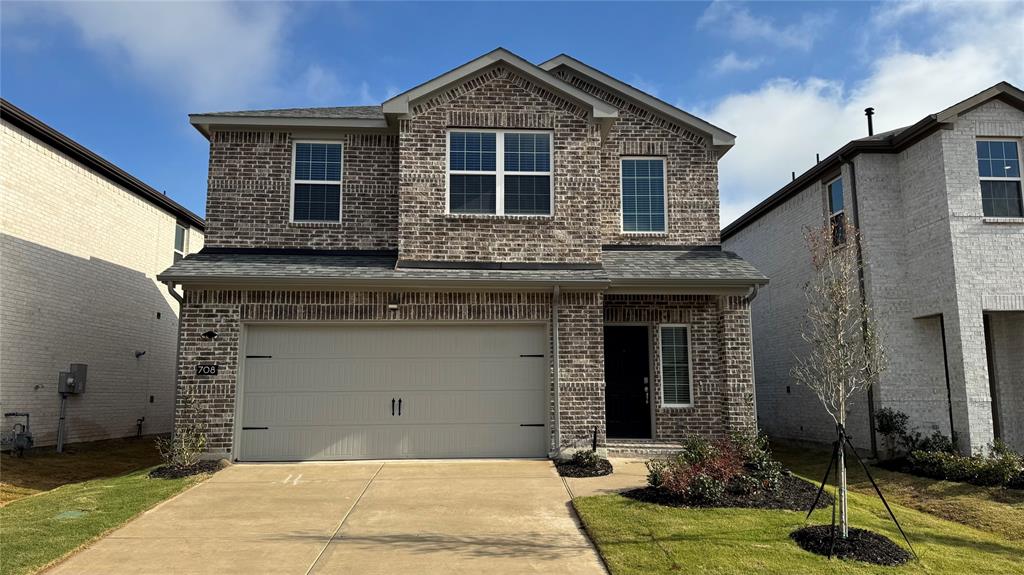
left=387, top=295, right=400, bottom=311
left=202, top=330, right=219, bottom=340
left=134, top=350, right=146, bottom=358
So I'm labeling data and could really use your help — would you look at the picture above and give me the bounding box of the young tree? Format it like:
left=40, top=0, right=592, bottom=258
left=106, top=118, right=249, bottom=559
left=792, top=221, right=886, bottom=538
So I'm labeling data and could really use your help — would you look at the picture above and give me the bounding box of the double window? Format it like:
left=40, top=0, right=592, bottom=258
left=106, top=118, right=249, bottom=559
left=660, top=325, right=693, bottom=407
left=621, top=158, right=666, bottom=233
left=447, top=130, right=552, bottom=216
left=173, top=223, right=188, bottom=262
left=292, top=141, right=343, bottom=222
left=977, top=140, right=1022, bottom=218
left=827, top=176, right=845, bottom=245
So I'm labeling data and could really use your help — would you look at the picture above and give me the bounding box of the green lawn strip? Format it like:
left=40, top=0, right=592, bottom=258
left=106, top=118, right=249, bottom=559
left=0, top=467, right=205, bottom=575
left=773, top=443, right=1024, bottom=541
left=574, top=482, right=1024, bottom=575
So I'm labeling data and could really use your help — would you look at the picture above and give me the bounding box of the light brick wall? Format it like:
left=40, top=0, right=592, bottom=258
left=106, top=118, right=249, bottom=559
left=0, top=119, right=203, bottom=446
left=723, top=173, right=873, bottom=449
left=988, top=312, right=1024, bottom=452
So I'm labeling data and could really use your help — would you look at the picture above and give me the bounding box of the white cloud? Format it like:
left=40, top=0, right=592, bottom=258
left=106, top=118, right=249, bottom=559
left=697, top=1, right=833, bottom=51
left=713, top=52, right=766, bottom=74
left=705, top=1, right=1024, bottom=229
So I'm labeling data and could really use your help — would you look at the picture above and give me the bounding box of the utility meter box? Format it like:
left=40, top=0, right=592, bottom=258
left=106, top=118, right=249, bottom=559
left=58, top=363, right=87, bottom=394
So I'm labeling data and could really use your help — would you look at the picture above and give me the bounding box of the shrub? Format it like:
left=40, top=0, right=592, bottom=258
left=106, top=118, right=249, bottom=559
left=156, top=396, right=207, bottom=469
left=570, top=449, right=601, bottom=469
left=915, top=430, right=958, bottom=454
left=875, top=407, right=910, bottom=459
left=645, top=458, right=671, bottom=488
left=647, top=433, right=785, bottom=503
left=906, top=441, right=1024, bottom=488
left=731, top=431, right=784, bottom=494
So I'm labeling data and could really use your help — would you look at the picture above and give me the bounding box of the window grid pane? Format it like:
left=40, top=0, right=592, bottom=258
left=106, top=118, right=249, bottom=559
left=981, top=181, right=1024, bottom=217
left=661, top=327, right=691, bottom=405
left=449, top=174, right=497, bottom=214
left=450, top=132, right=496, bottom=172
left=504, top=175, right=551, bottom=215
left=294, top=183, right=341, bottom=221
left=828, top=178, right=844, bottom=214
left=504, top=133, right=550, bottom=173
left=621, top=159, right=665, bottom=232
left=295, top=143, right=342, bottom=181
left=174, top=225, right=186, bottom=253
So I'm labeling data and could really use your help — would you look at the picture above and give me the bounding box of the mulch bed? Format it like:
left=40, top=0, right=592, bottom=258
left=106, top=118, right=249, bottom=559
left=149, top=460, right=223, bottom=479
left=556, top=458, right=614, bottom=478
left=791, top=525, right=913, bottom=565
left=621, top=473, right=833, bottom=511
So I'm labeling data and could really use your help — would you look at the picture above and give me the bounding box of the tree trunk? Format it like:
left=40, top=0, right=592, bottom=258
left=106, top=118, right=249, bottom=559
left=839, top=437, right=849, bottom=538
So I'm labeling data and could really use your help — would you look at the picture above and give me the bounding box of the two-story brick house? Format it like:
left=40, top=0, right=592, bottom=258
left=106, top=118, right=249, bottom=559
left=723, top=82, right=1024, bottom=455
left=159, top=49, right=767, bottom=461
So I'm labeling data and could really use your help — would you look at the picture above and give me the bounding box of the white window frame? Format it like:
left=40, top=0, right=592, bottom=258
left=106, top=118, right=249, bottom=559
left=659, top=324, right=694, bottom=408
left=173, top=223, right=188, bottom=261
left=445, top=129, right=554, bottom=217
left=620, top=156, right=668, bottom=234
left=290, top=140, right=344, bottom=223
left=977, top=138, right=1023, bottom=218
left=826, top=175, right=846, bottom=244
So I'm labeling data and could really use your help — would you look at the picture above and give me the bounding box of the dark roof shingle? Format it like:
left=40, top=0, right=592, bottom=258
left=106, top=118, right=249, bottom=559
left=193, top=105, right=384, bottom=120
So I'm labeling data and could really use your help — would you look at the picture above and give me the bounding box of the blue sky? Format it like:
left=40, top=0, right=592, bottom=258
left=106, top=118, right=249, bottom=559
left=3, top=1, right=1022, bottom=226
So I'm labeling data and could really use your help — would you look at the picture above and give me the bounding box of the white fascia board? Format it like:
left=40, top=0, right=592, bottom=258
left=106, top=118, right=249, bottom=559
left=382, top=48, right=618, bottom=120
left=539, top=54, right=736, bottom=149
left=189, top=115, right=390, bottom=137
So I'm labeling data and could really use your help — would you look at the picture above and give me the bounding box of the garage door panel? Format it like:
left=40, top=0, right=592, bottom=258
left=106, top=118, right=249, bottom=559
left=243, top=357, right=547, bottom=393
left=239, top=323, right=549, bottom=461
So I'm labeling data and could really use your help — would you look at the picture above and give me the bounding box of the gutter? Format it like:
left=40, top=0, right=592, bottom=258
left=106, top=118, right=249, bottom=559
left=165, top=281, right=184, bottom=444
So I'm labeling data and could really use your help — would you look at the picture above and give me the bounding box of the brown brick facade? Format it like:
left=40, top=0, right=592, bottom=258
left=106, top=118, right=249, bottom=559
left=175, top=288, right=753, bottom=457
left=204, top=130, right=398, bottom=250
left=604, top=294, right=755, bottom=441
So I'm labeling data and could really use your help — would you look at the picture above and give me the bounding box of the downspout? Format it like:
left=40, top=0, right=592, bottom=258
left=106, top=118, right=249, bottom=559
left=938, top=314, right=957, bottom=442
left=552, top=284, right=561, bottom=456
left=844, top=156, right=879, bottom=458
left=165, top=281, right=184, bottom=442
left=745, top=285, right=760, bottom=429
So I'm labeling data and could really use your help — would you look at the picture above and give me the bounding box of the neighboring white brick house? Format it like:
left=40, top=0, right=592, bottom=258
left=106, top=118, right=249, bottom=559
left=723, top=83, right=1024, bottom=455
left=0, top=99, right=204, bottom=447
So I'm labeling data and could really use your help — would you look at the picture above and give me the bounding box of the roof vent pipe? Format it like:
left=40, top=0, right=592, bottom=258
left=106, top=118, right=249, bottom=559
left=864, top=107, right=875, bottom=136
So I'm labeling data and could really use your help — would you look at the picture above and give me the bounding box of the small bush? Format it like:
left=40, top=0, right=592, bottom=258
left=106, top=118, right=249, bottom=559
left=906, top=440, right=1024, bottom=489
left=156, top=396, right=207, bottom=470
left=570, top=449, right=601, bottom=469
left=645, top=458, right=671, bottom=488
left=731, top=431, right=784, bottom=494
left=875, top=407, right=910, bottom=459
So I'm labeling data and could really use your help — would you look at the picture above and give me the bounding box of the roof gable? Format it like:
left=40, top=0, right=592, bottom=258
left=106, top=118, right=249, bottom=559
left=539, top=54, right=735, bottom=153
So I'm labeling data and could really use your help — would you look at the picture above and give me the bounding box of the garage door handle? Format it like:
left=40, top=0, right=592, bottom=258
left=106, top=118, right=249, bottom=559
left=398, top=398, right=402, bottom=416
left=392, top=398, right=395, bottom=416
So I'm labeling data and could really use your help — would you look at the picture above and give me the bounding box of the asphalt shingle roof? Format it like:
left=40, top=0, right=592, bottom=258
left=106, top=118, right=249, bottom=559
left=158, top=249, right=767, bottom=287
left=193, top=106, right=384, bottom=120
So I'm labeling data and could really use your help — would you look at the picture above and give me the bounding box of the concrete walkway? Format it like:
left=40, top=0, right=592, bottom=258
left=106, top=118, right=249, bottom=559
left=46, top=460, right=605, bottom=575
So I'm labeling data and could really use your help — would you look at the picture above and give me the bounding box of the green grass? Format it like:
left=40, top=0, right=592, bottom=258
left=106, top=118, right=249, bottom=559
left=773, top=443, right=1024, bottom=541
left=574, top=480, right=1024, bottom=575
left=0, top=467, right=205, bottom=575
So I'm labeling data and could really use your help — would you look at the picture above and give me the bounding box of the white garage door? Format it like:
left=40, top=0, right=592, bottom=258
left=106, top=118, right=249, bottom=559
left=238, top=323, right=549, bottom=461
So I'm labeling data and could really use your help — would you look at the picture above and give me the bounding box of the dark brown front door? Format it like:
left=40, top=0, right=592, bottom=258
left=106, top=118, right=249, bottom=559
left=604, top=325, right=651, bottom=439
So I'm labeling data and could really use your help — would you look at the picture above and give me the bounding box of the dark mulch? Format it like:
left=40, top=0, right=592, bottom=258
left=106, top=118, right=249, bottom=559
left=621, top=473, right=833, bottom=511
left=149, top=460, right=223, bottom=479
left=556, top=458, right=614, bottom=478
left=791, top=525, right=912, bottom=566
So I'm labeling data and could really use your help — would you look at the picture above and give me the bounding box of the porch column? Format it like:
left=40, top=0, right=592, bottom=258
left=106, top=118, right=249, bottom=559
left=718, top=295, right=756, bottom=434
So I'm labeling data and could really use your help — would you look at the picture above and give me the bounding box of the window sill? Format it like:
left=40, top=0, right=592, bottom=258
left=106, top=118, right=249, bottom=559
left=982, top=217, right=1024, bottom=224
left=620, top=231, right=669, bottom=237
left=445, top=213, right=553, bottom=221
left=661, top=404, right=693, bottom=409
left=289, top=221, right=344, bottom=227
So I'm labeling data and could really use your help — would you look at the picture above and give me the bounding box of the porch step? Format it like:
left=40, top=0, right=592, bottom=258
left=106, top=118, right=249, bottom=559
left=606, top=440, right=684, bottom=458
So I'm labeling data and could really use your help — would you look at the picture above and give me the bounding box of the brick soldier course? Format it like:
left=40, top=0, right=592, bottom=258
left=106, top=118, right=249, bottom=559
left=162, top=48, right=767, bottom=460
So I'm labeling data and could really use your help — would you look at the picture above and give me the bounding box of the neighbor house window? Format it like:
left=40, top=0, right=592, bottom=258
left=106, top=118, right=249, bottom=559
left=448, top=130, right=552, bottom=216
left=660, top=325, right=692, bottom=407
left=621, top=158, right=666, bottom=232
left=292, top=141, right=343, bottom=222
left=827, top=176, right=845, bottom=245
left=173, top=224, right=188, bottom=262
left=977, top=140, right=1022, bottom=218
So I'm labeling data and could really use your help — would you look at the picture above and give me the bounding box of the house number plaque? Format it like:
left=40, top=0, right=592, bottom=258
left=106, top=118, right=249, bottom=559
left=195, top=364, right=219, bottom=376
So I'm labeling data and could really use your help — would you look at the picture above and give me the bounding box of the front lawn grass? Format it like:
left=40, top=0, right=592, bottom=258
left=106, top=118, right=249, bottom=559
left=575, top=480, right=1024, bottom=575
left=0, top=467, right=206, bottom=575
left=773, top=442, right=1024, bottom=541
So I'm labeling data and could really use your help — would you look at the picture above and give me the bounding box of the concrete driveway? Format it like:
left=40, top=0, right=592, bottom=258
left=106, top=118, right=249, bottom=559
left=47, top=460, right=606, bottom=575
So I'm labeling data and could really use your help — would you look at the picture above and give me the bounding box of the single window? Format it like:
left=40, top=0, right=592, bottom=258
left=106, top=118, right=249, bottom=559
left=827, top=176, right=846, bottom=245
left=660, top=325, right=692, bottom=407
left=447, top=130, right=552, bottom=216
left=621, top=158, right=666, bottom=232
left=977, top=140, right=1022, bottom=218
left=293, top=142, right=342, bottom=222
left=173, top=224, right=187, bottom=262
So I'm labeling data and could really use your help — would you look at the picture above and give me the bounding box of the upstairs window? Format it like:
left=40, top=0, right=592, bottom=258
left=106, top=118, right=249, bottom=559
left=448, top=130, right=552, bottom=216
left=827, top=176, right=845, bottom=245
left=621, top=158, right=666, bottom=233
left=292, top=141, right=343, bottom=222
left=173, top=223, right=187, bottom=262
left=977, top=140, right=1022, bottom=218
left=660, top=325, right=692, bottom=407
